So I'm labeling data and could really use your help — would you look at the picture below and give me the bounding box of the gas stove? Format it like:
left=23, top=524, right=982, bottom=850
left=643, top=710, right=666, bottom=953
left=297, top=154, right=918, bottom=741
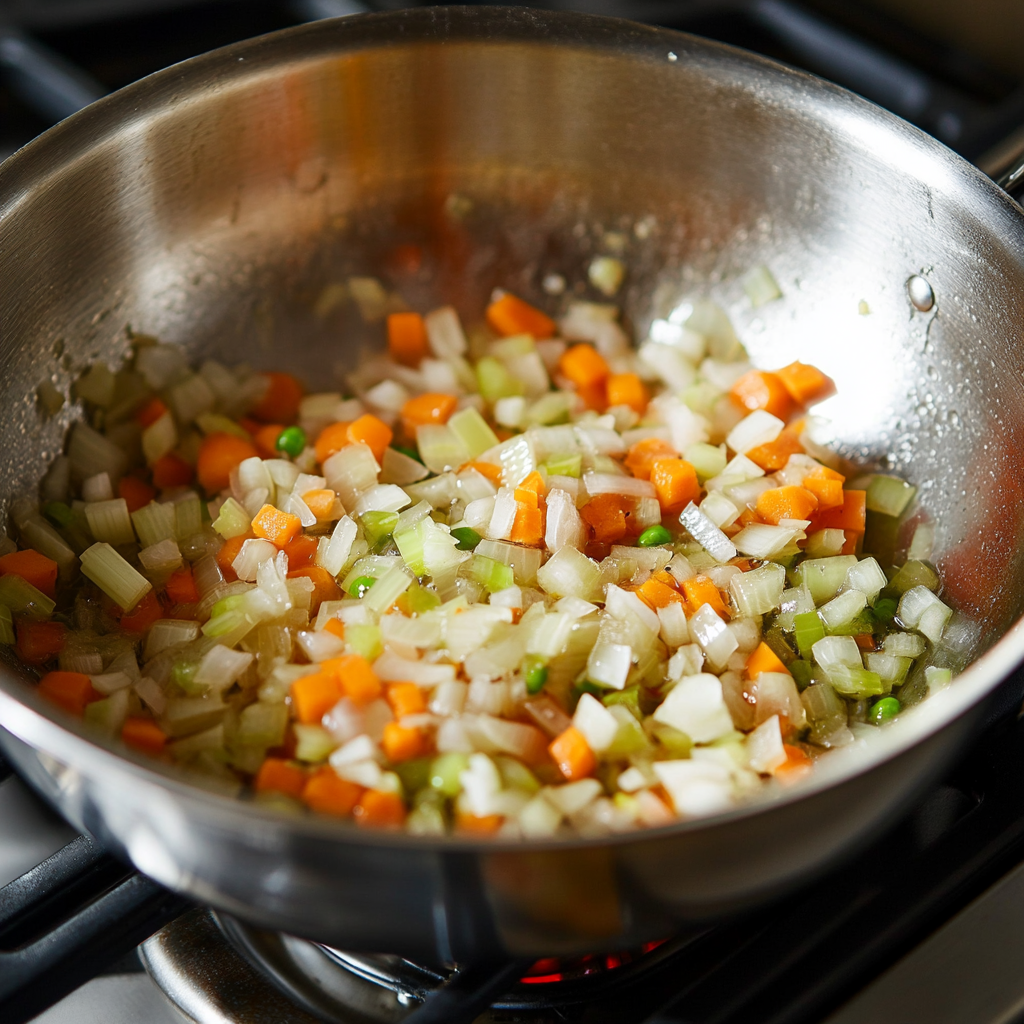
left=5, top=2, right=1024, bottom=1022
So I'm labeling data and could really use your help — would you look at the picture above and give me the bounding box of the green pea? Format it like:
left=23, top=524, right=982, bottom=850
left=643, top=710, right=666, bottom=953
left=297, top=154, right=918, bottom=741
left=349, top=575, right=376, bottom=598
left=522, top=655, right=548, bottom=694
left=451, top=527, right=482, bottom=551
left=275, top=425, right=307, bottom=458
left=870, top=696, right=900, bottom=725
left=637, top=524, right=672, bottom=547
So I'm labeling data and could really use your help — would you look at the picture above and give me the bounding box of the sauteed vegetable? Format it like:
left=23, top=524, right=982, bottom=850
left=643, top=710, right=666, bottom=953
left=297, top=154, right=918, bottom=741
left=9, top=275, right=955, bottom=836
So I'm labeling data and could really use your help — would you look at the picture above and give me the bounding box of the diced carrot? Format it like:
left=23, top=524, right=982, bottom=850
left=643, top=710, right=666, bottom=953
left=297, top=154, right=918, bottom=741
left=517, top=471, right=546, bottom=500
left=387, top=312, right=429, bottom=367
left=510, top=505, right=544, bottom=546
left=254, top=423, right=285, bottom=459
left=252, top=504, right=302, bottom=548
left=136, top=397, right=168, bottom=429
left=755, top=485, right=818, bottom=525
left=16, top=620, right=67, bottom=665
left=287, top=565, right=342, bottom=614
left=463, top=461, right=503, bottom=486
left=549, top=726, right=596, bottom=780
left=775, top=744, right=812, bottom=783
left=387, top=243, right=423, bottom=275
left=681, top=575, right=729, bottom=619
left=216, top=533, right=250, bottom=581
left=802, top=466, right=846, bottom=511
left=841, top=531, right=862, bottom=556
left=322, top=618, right=346, bottom=641
left=854, top=633, right=878, bottom=651
left=382, top=721, right=426, bottom=762
left=401, top=393, right=458, bottom=437
left=625, top=437, right=678, bottom=481
left=250, top=372, right=304, bottom=423
left=730, top=370, right=796, bottom=420
left=813, top=490, right=867, bottom=533
left=314, top=422, right=354, bottom=465
left=302, top=767, right=362, bottom=817
left=290, top=671, right=342, bottom=725
left=514, top=486, right=539, bottom=510
left=283, top=534, right=318, bottom=570
left=747, top=642, right=790, bottom=679
left=456, top=812, right=504, bottom=835
left=152, top=453, right=195, bottom=490
left=0, top=550, right=58, bottom=599
left=196, top=433, right=259, bottom=494
left=353, top=789, right=407, bottom=828
left=302, top=489, right=337, bottom=522
left=580, top=494, right=628, bottom=545
left=346, top=414, right=393, bottom=465
left=606, top=373, right=648, bottom=414
left=118, top=475, right=157, bottom=514
left=486, top=293, right=556, bottom=339
left=165, top=565, right=199, bottom=604
left=776, top=362, right=836, bottom=407
left=746, top=428, right=805, bottom=472
left=321, top=654, right=382, bottom=707
left=119, top=590, right=163, bottom=632
left=254, top=757, right=306, bottom=798
left=37, top=670, right=98, bottom=715
left=650, top=458, right=701, bottom=515
left=559, top=344, right=609, bottom=389
left=121, top=717, right=168, bottom=755
left=386, top=682, right=426, bottom=718
left=635, top=577, right=684, bottom=610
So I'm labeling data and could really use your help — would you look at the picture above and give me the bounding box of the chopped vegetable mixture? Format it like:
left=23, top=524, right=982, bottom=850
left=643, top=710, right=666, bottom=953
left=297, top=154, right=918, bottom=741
left=10, top=277, right=955, bottom=836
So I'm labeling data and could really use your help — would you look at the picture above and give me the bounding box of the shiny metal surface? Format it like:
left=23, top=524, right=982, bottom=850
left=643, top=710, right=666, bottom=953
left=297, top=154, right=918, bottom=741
left=3, top=6, right=1024, bottom=958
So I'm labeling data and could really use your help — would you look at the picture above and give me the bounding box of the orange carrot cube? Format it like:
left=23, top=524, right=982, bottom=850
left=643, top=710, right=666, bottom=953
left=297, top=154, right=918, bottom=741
left=386, top=682, right=426, bottom=718
left=302, top=768, right=363, bottom=816
left=730, top=370, right=796, bottom=420
left=314, top=421, right=354, bottom=465
left=746, top=641, right=790, bottom=679
left=681, top=575, right=729, bottom=619
left=252, top=504, right=303, bottom=547
left=559, top=344, right=609, bottom=389
left=254, top=757, right=307, bottom=798
left=118, top=475, right=157, bottom=514
left=549, top=726, right=596, bottom=780
left=486, top=293, right=556, bottom=339
left=606, top=372, right=648, bottom=414
left=510, top=505, right=544, bottom=546
left=250, top=372, right=304, bottom=424
left=635, top=576, right=684, bottom=610
left=755, top=485, right=819, bottom=525
left=286, top=565, right=342, bottom=614
left=152, top=453, right=195, bottom=490
left=353, top=789, right=407, bottom=828
left=290, top=671, right=342, bottom=724
left=776, top=362, right=836, bottom=407
left=745, top=428, right=805, bottom=472
left=382, top=721, right=426, bottom=763
left=387, top=312, right=429, bottom=367
left=401, top=393, right=458, bottom=437
left=196, top=433, right=260, bottom=494
left=650, top=458, right=700, bottom=514
left=121, top=717, right=168, bottom=755
left=455, top=812, right=504, bottom=835
left=346, top=414, right=393, bottom=465
left=321, top=654, right=382, bottom=707
left=38, top=670, right=98, bottom=716
left=0, top=550, right=58, bottom=599
left=283, top=534, right=318, bottom=570
left=16, top=620, right=67, bottom=665
left=580, top=494, right=628, bottom=545
left=625, top=437, right=677, bottom=480
left=802, top=466, right=846, bottom=511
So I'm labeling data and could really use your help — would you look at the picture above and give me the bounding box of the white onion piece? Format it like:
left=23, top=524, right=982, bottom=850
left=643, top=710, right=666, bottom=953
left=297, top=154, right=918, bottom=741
left=678, top=502, right=737, bottom=563
left=747, top=715, right=787, bottom=774
left=726, top=410, right=784, bottom=454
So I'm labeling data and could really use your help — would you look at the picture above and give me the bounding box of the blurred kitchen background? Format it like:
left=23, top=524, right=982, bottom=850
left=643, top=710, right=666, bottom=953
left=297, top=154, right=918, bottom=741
left=3, top=0, right=1024, bottom=177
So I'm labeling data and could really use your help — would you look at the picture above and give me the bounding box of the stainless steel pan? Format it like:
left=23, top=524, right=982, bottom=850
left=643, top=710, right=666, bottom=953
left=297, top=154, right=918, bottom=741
left=3, top=5, right=1024, bottom=961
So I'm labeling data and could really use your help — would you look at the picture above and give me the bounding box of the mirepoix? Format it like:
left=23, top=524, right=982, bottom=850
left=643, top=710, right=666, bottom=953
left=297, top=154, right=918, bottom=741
left=9, top=271, right=954, bottom=836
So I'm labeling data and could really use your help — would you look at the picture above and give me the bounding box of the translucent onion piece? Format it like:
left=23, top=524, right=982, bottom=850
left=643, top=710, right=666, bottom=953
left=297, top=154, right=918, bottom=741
left=678, top=502, right=737, bottom=563
left=653, top=758, right=733, bottom=817
left=82, top=472, right=114, bottom=502
left=323, top=443, right=379, bottom=508
left=586, top=642, right=632, bottom=690
left=142, top=412, right=178, bottom=465
left=726, top=410, right=784, bottom=454
left=317, top=515, right=357, bottom=577
left=731, top=523, right=800, bottom=559
left=194, top=645, right=253, bottom=691
left=536, top=546, right=603, bottom=602
left=747, top=715, right=787, bottom=773
left=729, top=562, right=786, bottom=618
left=352, top=484, right=412, bottom=517
left=425, top=305, right=468, bottom=359
left=144, top=618, right=200, bottom=660
left=232, top=538, right=278, bottom=583
left=381, top=447, right=429, bottom=486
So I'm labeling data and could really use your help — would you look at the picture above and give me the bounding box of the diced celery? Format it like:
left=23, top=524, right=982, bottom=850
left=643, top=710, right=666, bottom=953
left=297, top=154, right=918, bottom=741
left=542, top=452, right=583, bottom=478
left=466, top=554, right=514, bottom=593
left=866, top=475, right=916, bottom=517
left=293, top=723, right=337, bottom=762
left=406, top=581, right=441, bottom=614
left=650, top=721, right=693, bottom=758
left=0, top=604, right=14, bottom=644
left=602, top=684, right=642, bottom=720
left=685, top=442, right=727, bottom=482
left=83, top=690, right=128, bottom=736
left=346, top=623, right=382, bottom=661
left=888, top=559, right=940, bottom=595
left=174, top=493, right=203, bottom=541
left=429, top=752, right=470, bottom=797
left=827, top=664, right=887, bottom=699
left=132, top=501, right=176, bottom=548
left=0, top=575, right=55, bottom=620
left=361, top=511, right=399, bottom=552
left=789, top=659, right=814, bottom=690
left=476, top=356, right=524, bottom=401
left=235, top=701, right=288, bottom=748
left=494, top=755, right=541, bottom=794
left=448, top=407, right=500, bottom=459
left=793, top=555, right=858, bottom=605
left=793, top=611, right=825, bottom=657
left=213, top=498, right=252, bottom=540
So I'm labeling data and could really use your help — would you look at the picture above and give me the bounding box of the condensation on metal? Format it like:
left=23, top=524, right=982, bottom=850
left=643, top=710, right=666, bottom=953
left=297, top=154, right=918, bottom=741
left=908, top=275, right=935, bottom=312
